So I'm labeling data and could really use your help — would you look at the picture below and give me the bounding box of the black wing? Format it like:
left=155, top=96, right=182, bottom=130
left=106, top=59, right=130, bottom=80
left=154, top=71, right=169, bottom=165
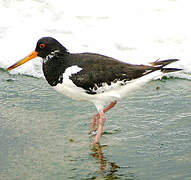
left=67, top=53, right=163, bottom=94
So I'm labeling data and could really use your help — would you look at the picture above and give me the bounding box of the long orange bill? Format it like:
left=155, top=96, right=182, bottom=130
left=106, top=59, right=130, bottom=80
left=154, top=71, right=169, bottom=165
left=6, top=50, right=38, bottom=71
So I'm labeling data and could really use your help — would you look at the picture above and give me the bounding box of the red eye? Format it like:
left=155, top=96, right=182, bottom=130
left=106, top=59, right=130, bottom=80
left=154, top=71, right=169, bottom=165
left=39, top=43, right=45, bottom=49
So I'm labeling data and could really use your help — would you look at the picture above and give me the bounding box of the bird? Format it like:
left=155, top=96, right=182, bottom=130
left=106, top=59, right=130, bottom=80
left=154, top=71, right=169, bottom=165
left=6, top=37, right=182, bottom=144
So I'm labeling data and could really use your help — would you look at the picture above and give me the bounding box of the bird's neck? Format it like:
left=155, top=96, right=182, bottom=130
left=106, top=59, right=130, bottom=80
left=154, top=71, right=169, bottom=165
left=42, top=51, right=69, bottom=86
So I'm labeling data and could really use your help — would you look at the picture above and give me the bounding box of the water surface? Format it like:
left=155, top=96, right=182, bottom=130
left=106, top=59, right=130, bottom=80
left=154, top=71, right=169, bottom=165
left=0, top=70, right=191, bottom=179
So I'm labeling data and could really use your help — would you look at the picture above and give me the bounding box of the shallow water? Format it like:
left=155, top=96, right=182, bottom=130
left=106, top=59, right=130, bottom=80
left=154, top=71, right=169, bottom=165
left=0, top=69, right=191, bottom=180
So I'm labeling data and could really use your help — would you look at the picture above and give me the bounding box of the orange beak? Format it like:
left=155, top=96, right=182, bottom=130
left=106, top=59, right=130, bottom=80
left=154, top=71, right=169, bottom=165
left=6, top=50, right=38, bottom=71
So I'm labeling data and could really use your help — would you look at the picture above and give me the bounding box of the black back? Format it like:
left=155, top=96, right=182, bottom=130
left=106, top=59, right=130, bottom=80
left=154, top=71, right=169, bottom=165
left=43, top=52, right=160, bottom=93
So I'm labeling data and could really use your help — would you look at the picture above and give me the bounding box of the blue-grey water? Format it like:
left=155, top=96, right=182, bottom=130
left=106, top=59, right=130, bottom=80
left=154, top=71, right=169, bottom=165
left=0, top=69, right=191, bottom=180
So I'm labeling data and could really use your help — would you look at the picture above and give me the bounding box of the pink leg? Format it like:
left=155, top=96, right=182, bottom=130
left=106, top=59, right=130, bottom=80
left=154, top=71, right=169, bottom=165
left=90, top=114, right=99, bottom=132
left=90, top=101, right=117, bottom=133
left=94, top=111, right=106, bottom=144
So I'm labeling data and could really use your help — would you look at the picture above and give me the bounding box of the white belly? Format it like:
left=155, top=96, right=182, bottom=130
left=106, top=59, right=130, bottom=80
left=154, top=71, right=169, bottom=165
left=53, top=65, right=163, bottom=111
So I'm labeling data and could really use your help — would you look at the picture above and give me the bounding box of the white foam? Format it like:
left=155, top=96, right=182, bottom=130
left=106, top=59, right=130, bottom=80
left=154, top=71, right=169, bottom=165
left=1, top=0, right=190, bottom=80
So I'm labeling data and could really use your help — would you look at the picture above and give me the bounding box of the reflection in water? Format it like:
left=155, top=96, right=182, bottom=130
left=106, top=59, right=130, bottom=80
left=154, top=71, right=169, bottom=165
left=90, top=143, right=120, bottom=179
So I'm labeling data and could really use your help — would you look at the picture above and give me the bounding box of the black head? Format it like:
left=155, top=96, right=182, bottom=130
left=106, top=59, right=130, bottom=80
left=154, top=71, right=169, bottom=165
left=6, top=37, right=68, bottom=71
left=35, top=37, right=68, bottom=58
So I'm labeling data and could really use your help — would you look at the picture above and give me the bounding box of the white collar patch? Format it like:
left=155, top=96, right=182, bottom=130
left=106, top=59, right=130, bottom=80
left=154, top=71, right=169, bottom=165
left=43, top=50, right=60, bottom=63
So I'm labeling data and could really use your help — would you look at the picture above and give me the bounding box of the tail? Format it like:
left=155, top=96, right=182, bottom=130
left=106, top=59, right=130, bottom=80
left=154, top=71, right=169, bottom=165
left=149, top=59, right=182, bottom=73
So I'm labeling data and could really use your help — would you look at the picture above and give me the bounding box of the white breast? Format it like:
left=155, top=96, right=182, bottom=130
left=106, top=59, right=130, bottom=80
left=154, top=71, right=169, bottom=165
left=63, top=65, right=82, bottom=79
left=53, top=65, right=87, bottom=101
left=52, top=65, right=119, bottom=109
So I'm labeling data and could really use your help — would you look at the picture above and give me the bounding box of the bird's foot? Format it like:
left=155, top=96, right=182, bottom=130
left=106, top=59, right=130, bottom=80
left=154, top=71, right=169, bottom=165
left=93, top=111, right=106, bottom=144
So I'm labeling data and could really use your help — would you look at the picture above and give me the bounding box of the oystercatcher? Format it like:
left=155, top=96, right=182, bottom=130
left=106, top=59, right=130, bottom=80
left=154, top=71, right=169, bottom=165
left=6, top=37, right=181, bottom=144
